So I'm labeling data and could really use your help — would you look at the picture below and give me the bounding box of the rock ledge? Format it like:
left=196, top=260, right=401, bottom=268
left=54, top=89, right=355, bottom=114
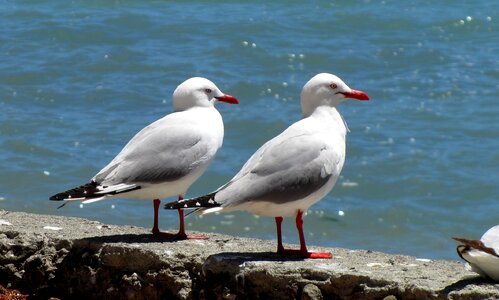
left=0, top=210, right=498, bottom=299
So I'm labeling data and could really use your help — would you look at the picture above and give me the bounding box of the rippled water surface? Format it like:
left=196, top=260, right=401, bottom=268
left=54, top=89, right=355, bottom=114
left=1, top=0, right=498, bottom=260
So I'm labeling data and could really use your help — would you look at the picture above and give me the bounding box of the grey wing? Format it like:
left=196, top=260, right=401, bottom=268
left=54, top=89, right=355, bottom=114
left=94, top=118, right=209, bottom=185
left=217, top=133, right=342, bottom=206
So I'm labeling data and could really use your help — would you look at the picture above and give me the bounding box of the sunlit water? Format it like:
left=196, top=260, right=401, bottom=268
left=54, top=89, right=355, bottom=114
left=1, top=1, right=498, bottom=260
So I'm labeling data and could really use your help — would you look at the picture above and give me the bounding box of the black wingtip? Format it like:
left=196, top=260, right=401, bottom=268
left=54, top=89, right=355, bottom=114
left=49, top=193, right=66, bottom=201
left=49, top=193, right=67, bottom=201
left=164, top=192, right=220, bottom=209
left=49, top=181, right=99, bottom=201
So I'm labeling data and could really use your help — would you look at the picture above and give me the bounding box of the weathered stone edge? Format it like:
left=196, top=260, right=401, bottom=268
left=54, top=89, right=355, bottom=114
left=0, top=210, right=498, bottom=299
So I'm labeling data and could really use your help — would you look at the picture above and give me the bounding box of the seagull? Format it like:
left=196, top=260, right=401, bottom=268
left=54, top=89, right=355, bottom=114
left=49, top=77, right=239, bottom=239
left=453, top=225, right=499, bottom=281
left=165, top=73, right=369, bottom=258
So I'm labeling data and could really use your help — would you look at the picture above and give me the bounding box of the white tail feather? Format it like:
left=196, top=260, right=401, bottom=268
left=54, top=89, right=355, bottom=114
left=61, top=197, right=86, bottom=201
left=200, top=207, right=224, bottom=215
left=95, top=183, right=138, bottom=194
left=82, top=196, right=107, bottom=204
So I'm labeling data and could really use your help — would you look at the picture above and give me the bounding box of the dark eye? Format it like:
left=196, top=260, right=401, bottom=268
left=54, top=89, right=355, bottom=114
left=329, top=83, right=338, bottom=89
left=204, top=88, right=212, bottom=93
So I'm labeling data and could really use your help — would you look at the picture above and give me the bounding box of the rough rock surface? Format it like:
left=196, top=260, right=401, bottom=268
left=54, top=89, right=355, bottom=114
left=0, top=210, right=498, bottom=299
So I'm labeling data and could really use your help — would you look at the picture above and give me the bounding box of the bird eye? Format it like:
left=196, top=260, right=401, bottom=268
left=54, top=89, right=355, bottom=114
left=204, top=88, right=212, bottom=93
left=329, top=83, right=338, bottom=89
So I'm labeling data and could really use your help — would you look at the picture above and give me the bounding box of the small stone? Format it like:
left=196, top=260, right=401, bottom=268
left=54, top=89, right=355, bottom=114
left=43, top=226, right=63, bottom=231
left=383, top=296, right=397, bottom=300
left=301, top=284, right=322, bottom=300
left=0, top=220, right=12, bottom=226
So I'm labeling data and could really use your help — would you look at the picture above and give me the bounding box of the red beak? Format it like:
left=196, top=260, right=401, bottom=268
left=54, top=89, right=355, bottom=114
left=215, top=94, right=239, bottom=104
left=340, top=89, right=369, bottom=101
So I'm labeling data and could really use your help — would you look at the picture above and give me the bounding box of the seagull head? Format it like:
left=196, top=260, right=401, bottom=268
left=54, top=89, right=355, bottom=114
left=173, top=77, right=238, bottom=112
left=300, top=73, right=369, bottom=117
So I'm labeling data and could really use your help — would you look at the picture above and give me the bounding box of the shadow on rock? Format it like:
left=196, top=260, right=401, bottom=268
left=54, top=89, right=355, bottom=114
left=205, top=251, right=316, bottom=264
left=442, top=275, right=497, bottom=294
left=75, top=233, right=184, bottom=245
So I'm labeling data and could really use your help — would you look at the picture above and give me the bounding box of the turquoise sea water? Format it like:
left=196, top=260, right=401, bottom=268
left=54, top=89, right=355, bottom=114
left=1, top=1, right=498, bottom=260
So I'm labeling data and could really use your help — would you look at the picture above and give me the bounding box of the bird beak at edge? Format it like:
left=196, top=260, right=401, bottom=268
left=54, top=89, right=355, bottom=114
left=340, top=89, right=370, bottom=101
left=215, top=94, right=239, bottom=104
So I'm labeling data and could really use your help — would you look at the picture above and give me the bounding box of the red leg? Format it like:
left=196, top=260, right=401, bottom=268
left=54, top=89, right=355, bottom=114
left=176, top=207, right=187, bottom=238
left=177, top=200, right=208, bottom=239
left=274, top=210, right=332, bottom=259
left=295, top=210, right=332, bottom=258
left=296, top=210, right=308, bottom=253
left=275, top=216, right=285, bottom=253
left=152, top=199, right=162, bottom=235
left=151, top=196, right=208, bottom=239
left=152, top=198, right=178, bottom=237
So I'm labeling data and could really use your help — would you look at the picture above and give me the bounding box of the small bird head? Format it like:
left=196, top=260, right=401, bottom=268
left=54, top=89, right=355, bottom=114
left=300, top=73, right=369, bottom=117
left=173, top=77, right=238, bottom=112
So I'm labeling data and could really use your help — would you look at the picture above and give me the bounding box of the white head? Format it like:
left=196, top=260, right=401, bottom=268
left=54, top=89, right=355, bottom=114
left=300, top=73, right=369, bottom=117
left=172, top=77, right=238, bottom=112
left=482, top=225, right=499, bottom=250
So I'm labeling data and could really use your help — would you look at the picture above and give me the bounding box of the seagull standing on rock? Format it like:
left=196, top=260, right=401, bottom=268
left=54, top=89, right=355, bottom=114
left=165, top=73, right=369, bottom=258
left=453, top=225, right=499, bottom=281
left=50, top=77, right=239, bottom=239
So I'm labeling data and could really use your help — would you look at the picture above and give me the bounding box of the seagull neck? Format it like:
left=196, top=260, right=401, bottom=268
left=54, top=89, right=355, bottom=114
left=307, top=105, right=340, bottom=119
left=308, top=105, right=349, bottom=133
left=175, top=105, right=213, bottom=113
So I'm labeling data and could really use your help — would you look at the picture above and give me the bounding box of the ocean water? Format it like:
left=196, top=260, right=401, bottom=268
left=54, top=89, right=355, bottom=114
left=1, top=0, right=498, bottom=260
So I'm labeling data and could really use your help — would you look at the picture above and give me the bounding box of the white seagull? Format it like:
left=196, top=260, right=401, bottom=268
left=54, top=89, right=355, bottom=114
left=165, top=73, right=369, bottom=258
left=50, top=77, right=239, bottom=239
left=453, top=225, right=499, bottom=281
